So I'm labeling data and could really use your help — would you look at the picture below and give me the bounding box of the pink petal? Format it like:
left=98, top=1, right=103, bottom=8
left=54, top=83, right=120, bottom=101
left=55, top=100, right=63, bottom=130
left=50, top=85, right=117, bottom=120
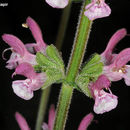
left=123, top=65, right=130, bottom=86
left=84, top=0, right=111, bottom=20
left=94, top=90, right=118, bottom=114
left=14, top=63, right=46, bottom=91
left=101, top=28, right=127, bottom=65
left=12, top=79, right=34, bottom=100
left=15, top=63, right=36, bottom=79
left=42, top=123, right=49, bottom=130
left=26, top=17, right=46, bottom=52
left=25, top=43, right=36, bottom=54
left=2, top=34, right=27, bottom=56
left=113, top=48, right=130, bottom=68
left=48, top=105, right=55, bottom=130
left=30, top=73, right=46, bottom=91
left=103, top=66, right=123, bottom=81
left=92, top=75, right=110, bottom=90
left=45, top=0, right=68, bottom=8
left=5, top=52, right=20, bottom=69
left=78, top=113, right=94, bottom=130
left=15, top=112, right=30, bottom=130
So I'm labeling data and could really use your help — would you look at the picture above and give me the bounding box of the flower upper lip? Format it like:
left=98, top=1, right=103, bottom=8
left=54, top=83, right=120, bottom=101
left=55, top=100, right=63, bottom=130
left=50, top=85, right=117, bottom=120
left=101, top=28, right=127, bottom=65
left=26, top=17, right=47, bottom=53
left=100, top=28, right=130, bottom=86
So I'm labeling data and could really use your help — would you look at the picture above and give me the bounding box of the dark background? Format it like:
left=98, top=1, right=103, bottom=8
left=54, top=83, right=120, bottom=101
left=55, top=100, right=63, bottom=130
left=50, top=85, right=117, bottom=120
left=0, top=0, right=130, bottom=129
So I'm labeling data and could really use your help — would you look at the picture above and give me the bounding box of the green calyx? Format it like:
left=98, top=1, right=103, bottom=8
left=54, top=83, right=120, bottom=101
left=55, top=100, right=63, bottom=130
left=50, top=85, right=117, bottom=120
left=35, top=44, right=65, bottom=89
left=75, top=53, right=103, bottom=97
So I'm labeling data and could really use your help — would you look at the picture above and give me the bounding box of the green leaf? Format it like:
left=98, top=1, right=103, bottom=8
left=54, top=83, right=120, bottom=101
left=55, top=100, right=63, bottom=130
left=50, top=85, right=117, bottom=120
left=83, top=53, right=101, bottom=69
left=41, top=69, right=64, bottom=89
left=80, top=54, right=103, bottom=77
left=46, top=45, right=64, bottom=69
left=75, top=75, right=91, bottom=97
left=75, top=53, right=103, bottom=97
left=36, top=52, right=58, bottom=69
left=36, top=49, right=65, bottom=89
left=81, top=62, right=103, bottom=77
left=33, top=65, right=42, bottom=73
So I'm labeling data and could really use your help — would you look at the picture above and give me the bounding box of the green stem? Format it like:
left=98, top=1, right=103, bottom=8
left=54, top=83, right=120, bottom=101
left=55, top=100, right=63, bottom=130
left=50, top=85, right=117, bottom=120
left=35, top=87, right=51, bottom=130
left=35, top=2, right=72, bottom=130
left=53, top=0, right=92, bottom=130
left=55, top=2, right=72, bottom=50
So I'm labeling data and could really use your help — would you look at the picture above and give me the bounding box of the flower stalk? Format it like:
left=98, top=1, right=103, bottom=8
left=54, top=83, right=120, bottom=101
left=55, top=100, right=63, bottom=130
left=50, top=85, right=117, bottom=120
left=35, top=2, right=72, bottom=130
left=35, top=87, right=51, bottom=130
left=53, top=0, right=92, bottom=130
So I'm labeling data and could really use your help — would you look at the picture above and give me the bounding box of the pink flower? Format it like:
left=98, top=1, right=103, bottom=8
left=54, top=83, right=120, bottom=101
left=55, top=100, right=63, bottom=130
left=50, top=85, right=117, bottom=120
left=78, top=113, right=94, bottom=130
left=100, top=28, right=130, bottom=86
left=42, top=105, right=55, bottom=130
left=101, top=28, right=127, bottom=65
left=12, top=63, right=46, bottom=100
left=26, top=17, right=47, bottom=53
left=90, top=75, right=118, bottom=114
left=15, top=105, right=55, bottom=130
left=2, top=34, right=36, bottom=69
left=15, top=112, right=30, bottom=130
left=45, top=0, right=68, bottom=8
left=2, top=17, right=47, bottom=70
left=15, top=106, right=94, bottom=130
left=93, top=89, right=118, bottom=114
left=103, top=48, right=130, bottom=86
left=84, top=0, right=111, bottom=20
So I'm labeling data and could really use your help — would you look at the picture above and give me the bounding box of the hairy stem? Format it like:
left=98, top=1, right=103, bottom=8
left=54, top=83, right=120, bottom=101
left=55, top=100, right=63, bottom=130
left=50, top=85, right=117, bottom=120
left=53, top=0, right=92, bottom=130
left=35, top=2, right=72, bottom=130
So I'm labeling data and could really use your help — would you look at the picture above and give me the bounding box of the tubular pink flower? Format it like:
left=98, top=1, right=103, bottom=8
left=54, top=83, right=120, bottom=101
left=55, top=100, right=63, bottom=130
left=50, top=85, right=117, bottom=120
left=42, top=105, right=55, bottom=130
left=2, top=34, right=36, bottom=69
left=12, top=63, right=46, bottom=100
left=103, top=48, right=130, bottom=86
left=93, top=89, right=118, bottom=114
left=45, top=0, right=68, bottom=8
left=101, top=28, right=127, bottom=65
left=90, top=75, right=118, bottom=114
left=78, top=113, right=94, bottom=130
left=84, top=0, right=111, bottom=20
left=26, top=17, right=47, bottom=53
left=15, top=105, right=55, bottom=130
left=48, top=105, right=55, bottom=130
left=15, top=112, right=30, bottom=130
